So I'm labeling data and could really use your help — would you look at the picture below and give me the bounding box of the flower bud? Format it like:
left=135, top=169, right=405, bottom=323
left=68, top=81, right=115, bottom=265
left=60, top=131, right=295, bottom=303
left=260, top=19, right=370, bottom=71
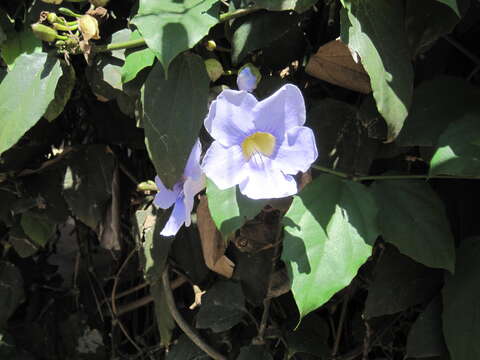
left=31, top=23, right=59, bottom=43
left=205, top=40, right=216, bottom=51
left=78, top=14, right=100, bottom=41
left=237, top=63, right=261, bottom=92
left=204, top=58, right=224, bottom=82
left=46, top=12, right=58, bottom=24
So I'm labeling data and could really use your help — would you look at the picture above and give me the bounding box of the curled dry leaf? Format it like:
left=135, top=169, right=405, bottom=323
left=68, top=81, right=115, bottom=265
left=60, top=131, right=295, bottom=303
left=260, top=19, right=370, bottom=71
left=305, top=39, right=372, bottom=94
left=79, top=15, right=100, bottom=42
left=196, top=196, right=235, bottom=278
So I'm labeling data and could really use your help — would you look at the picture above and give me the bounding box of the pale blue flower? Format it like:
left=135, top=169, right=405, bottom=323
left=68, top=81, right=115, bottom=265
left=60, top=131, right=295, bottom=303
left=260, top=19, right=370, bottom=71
left=154, top=140, right=205, bottom=236
left=202, top=84, right=318, bottom=200
left=237, top=66, right=258, bottom=92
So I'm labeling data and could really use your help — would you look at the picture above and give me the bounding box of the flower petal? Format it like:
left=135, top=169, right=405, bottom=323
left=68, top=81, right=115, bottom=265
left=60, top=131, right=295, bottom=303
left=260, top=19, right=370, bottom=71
left=160, top=197, right=187, bottom=237
left=183, top=174, right=206, bottom=227
left=204, top=89, right=257, bottom=147
left=252, top=84, right=306, bottom=139
left=154, top=176, right=180, bottom=209
left=273, top=126, right=318, bottom=175
left=202, top=141, right=248, bottom=190
left=183, top=139, right=203, bottom=180
left=239, top=156, right=298, bottom=199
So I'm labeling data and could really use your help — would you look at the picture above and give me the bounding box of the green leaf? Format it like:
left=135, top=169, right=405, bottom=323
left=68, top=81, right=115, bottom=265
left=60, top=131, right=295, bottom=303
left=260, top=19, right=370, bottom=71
left=406, top=0, right=461, bottom=57
left=435, top=0, right=461, bottom=15
left=206, top=179, right=268, bottom=237
left=364, top=246, right=443, bottom=318
left=44, top=62, right=76, bottom=122
left=429, top=114, right=480, bottom=176
left=121, top=30, right=156, bottom=83
left=142, top=53, right=209, bottom=188
left=397, top=76, right=480, bottom=146
left=340, top=0, right=413, bottom=141
left=132, top=0, right=219, bottom=72
left=443, top=237, right=480, bottom=360
left=20, top=213, right=55, bottom=248
left=86, top=29, right=129, bottom=101
left=150, top=283, right=175, bottom=347
left=370, top=179, right=455, bottom=272
left=285, top=313, right=330, bottom=358
left=0, top=30, right=41, bottom=69
left=166, top=334, right=209, bottom=360
left=231, top=11, right=299, bottom=64
left=196, top=281, right=246, bottom=333
left=406, top=297, right=448, bottom=359
left=282, top=175, right=378, bottom=319
left=0, top=52, right=62, bottom=156
left=0, top=261, right=24, bottom=329
left=237, top=345, right=273, bottom=360
left=62, top=146, right=115, bottom=230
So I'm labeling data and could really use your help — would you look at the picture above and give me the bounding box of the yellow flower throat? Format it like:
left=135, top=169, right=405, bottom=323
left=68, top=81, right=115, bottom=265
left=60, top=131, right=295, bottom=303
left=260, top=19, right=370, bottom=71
left=241, top=132, right=276, bottom=160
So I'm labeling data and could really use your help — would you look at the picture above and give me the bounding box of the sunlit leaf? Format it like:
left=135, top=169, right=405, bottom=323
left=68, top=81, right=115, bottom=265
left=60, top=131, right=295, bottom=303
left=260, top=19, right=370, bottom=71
left=0, top=52, right=62, bottom=155
left=282, top=175, right=378, bottom=319
left=132, top=0, right=219, bottom=72
left=340, top=0, right=413, bottom=141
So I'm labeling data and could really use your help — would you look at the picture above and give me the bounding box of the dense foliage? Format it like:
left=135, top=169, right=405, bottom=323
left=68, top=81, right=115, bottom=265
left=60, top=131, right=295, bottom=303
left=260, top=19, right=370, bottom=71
left=0, top=0, right=479, bottom=359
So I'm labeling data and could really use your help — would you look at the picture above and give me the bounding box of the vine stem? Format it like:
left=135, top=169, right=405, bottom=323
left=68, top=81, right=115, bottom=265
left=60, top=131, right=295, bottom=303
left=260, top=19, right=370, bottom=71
left=92, top=38, right=147, bottom=53
left=162, top=265, right=227, bottom=360
left=311, top=165, right=480, bottom=181
left=219, top=7, right=260, bottom=22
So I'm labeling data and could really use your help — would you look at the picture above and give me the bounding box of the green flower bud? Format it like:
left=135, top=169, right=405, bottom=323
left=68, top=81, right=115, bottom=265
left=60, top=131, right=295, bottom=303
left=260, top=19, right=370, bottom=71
left=205, top=40, right=216, bottom=51
left=205, top=58, right=224, bottom=82
left=58, top=7, right=82, bottom=18
left=46, top=12, right=58, bottom=24
left=31, top=23, right=59, bottom=43
left=41, top=0, right=63, bottom=4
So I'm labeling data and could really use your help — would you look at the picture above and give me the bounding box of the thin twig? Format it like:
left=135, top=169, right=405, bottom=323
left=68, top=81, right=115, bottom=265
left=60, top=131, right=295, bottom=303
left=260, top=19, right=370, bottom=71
left=332, top=286, right=353, bottom=356
left=162, top=265, right=227, bottom=360
left=254, top=220, right=283, bottom=344
left=443, top=35, right=480, bottom=66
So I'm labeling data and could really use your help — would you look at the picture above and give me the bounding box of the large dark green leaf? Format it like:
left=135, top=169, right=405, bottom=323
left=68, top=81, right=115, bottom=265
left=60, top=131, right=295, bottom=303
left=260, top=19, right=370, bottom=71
left=132, top=0, right=219, bottom=72
left=370, top=179, right=455, bottom=272
left=285, top=313, right=330, bottom=358
left=406, top=0, right=461, bottom=57
left=340, top=0, right=413, bottom=141
left=20, top=212, right=55, bottom=248
left=196, top=281, right=246, bottom=333
left=0, top=52, right=62, bottom=155
left=364, top=246, right=443, bottom=318
left=443, top=237, right=480, bottom=360
left=142, top=53, right=209, bottom=188
left=397, top=76, right=480, bottom=146
left=62, top=146, right=115, bottom=230
left=406, top=297, right=448, bottom=359
left=282, top=175, right=378, bottom=319
left=429, top=114, right=480, bottom=176
left=206, top=179, right=268, bottom=237
left=166, top=334, right=209, bottom=360
left=231, top=11, right=299, bottom=64
left=237, top=345, right=273, bottom=360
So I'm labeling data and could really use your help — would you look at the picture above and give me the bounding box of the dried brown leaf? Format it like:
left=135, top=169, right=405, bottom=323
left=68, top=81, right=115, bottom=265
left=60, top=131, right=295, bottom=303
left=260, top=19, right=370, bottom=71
left=305, top=39, right=372, bottom=94
left=196, top=196, right=234, bottom=278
